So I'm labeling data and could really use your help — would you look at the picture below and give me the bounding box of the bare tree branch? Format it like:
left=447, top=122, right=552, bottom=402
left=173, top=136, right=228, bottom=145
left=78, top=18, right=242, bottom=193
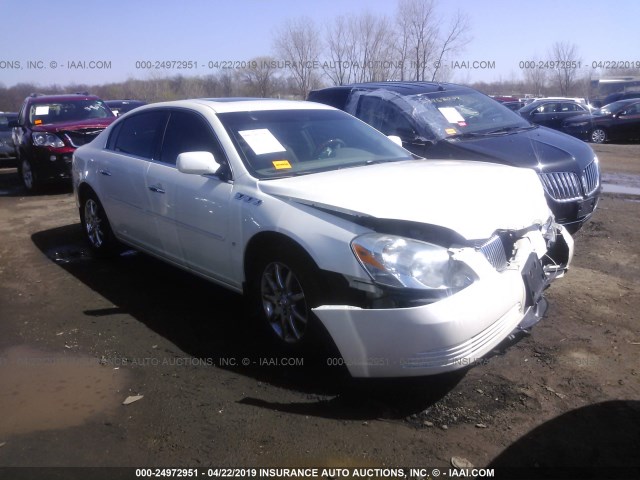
left=431, top=10, right=471, bottom=82
left=548, top=41, right=581, bottom=95
left=273, top=16, right=321, bottom=98
left=239, top=56, right=279, bottom=97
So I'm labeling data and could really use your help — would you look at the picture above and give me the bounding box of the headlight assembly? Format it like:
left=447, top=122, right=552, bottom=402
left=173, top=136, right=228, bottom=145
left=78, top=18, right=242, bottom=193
left=351, top=233, right=476, bottom=291
left=32, top=132, right=65, bottom=148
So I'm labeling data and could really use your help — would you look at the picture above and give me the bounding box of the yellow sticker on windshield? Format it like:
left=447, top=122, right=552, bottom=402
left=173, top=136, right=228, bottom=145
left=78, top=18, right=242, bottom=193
left=445, top=128, right=457, bottom=135
left=272, top=160, right=292, bottom=170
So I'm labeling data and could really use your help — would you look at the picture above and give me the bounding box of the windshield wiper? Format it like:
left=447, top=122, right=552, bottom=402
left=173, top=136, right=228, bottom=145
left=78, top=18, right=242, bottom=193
left=482, top=125, right=537, bottom=135
left=447, top=132, right=485, bottom=139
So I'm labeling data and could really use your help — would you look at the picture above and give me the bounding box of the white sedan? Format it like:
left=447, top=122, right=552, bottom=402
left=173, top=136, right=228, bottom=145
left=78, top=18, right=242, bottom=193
left=72, top=98, right=573, bottom=378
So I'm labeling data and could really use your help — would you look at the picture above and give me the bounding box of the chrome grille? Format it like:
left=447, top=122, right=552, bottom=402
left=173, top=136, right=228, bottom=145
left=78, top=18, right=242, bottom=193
left=479, top=235, right=508, bottom=271
left=64, top=129, right=104, bottom=148
left=539, top=172, right=582, bottom=201
left=581, top=161, right=600, bottom=196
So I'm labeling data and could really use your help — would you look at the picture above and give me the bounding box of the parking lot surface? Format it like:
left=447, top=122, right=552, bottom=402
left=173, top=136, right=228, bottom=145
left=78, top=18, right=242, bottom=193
left=0, top=145, right=639, bottom=475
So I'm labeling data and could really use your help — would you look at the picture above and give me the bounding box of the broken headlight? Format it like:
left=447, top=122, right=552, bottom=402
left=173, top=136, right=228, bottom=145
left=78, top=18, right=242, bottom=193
left=351, top=233, right=476, bottom=291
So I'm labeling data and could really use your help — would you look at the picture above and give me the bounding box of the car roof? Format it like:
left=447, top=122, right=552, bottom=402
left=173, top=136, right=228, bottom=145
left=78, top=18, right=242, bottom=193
left=533, top=97, right=585, bottom=101
left=602, top=98, right=640, bottom=109
left=526, top=98, right=583, bottom=105
left=616, top=98, right=640, bottom=104
left=26, top=94, right=102, bottom=103
left=105, top=99, right=146, bottom=104
left=131, top=98, right=335, bottom=114
left=326, top=81, right=475, bottom=96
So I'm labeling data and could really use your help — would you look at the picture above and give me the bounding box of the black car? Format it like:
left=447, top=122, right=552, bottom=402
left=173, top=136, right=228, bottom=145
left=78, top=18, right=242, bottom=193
left=601, top=91, right=640, bottom=106
left=104, top=99, right=147, bottom=116
left=308, top=82, right=601, bottom=233
left=562, top=99, right=640, bottom=144
left=0, top=112, right=18, bottom=168
left=502, top=101, right=526, bottom=111
left=518, top=100, right=591, bottom=131
left=13, top=93, right=116, bottom=191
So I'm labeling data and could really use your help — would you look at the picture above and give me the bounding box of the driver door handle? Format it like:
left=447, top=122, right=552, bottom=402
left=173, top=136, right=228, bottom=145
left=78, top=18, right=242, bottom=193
left=148, top=184, right=166, bottom=194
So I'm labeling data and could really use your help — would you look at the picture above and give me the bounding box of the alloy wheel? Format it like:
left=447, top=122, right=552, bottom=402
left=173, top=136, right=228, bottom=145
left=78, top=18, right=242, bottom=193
left=591, top=128, right=606, bottom=144
left=260, top=261, right=309, bottom=343
left=84, top=198, right=104, bottom=248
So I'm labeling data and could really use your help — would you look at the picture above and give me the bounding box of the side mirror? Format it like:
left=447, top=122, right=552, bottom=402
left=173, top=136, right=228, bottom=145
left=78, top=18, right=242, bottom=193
left=177, top=151, right=220, bottom=175
left=387, top=135, right=403, bottom=147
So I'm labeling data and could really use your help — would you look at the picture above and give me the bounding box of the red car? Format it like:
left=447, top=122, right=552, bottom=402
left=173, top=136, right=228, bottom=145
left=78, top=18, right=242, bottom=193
left=13, top=93, right=115, bottom=191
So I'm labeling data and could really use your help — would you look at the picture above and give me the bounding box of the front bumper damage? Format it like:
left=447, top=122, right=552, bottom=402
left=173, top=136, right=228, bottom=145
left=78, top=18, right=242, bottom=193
left=313, top=224, right=574, bottom=378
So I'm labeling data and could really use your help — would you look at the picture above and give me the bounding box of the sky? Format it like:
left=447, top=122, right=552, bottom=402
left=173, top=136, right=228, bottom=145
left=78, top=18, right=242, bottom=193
left=1, top=0, right=639, bottom=88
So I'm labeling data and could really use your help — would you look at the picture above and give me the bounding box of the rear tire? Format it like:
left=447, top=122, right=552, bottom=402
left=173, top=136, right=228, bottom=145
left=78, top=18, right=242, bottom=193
left=590, top=128, right=607, bottom=144
left=79, top=190, right=120, bottom=257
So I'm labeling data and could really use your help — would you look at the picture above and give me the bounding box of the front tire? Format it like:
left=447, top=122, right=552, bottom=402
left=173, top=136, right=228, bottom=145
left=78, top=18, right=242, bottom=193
left=590, top=128, right=607, bottom=144
left=248, top=244, right=328, bottom=353
left=19, top=157, right=39, bottom=192
left=79, top=191, right=119, bottom=257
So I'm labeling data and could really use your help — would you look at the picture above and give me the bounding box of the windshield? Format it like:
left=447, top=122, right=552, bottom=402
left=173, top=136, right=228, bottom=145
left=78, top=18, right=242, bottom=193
left=406, top=90, right=531, bottom=140
left=218, top=109, right=414, bottom=179
left=29, top=99, right=114, bottom=126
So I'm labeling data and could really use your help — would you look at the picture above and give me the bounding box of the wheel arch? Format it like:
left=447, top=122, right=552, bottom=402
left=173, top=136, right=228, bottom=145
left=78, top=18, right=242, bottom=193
left=77, top=181, right=97, bottom=204
left=242, top=229, right=361, bottom=308
left=243, top=231, right=321, bottom=284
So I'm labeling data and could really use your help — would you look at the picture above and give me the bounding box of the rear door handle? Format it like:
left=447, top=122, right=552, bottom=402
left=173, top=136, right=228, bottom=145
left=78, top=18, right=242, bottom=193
left=98, top=169, right=112, bottom=176
left=148, top=185, right=166, bottom=194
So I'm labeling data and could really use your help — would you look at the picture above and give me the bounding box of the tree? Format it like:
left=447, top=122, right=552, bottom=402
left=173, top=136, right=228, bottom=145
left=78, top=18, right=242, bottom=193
left=395, top=0, right=471, bottom=82
left=548, top=41, right=581, bottom=96
left=396, top=0, right=439, bottom=81
left=239, top=56, right=279, bottom=97
left=431, top=10, right=470, bottom=81
left=273, top=16, right=322, bottom=98
left=522, top=56, right=548, bottom=96
left=323, top=16, right=356, bottom=85
left=323, top=13, right=397, bottom=85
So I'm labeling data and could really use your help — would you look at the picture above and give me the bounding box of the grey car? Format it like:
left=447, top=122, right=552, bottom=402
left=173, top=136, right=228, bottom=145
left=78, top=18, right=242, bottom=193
left=0, top=112, right=18, bottom=168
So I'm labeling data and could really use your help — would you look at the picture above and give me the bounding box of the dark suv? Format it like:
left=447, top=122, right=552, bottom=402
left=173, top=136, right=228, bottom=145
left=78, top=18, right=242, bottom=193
left=13, top=93, right=115, bottom=191
left=308, top=82, right=601, bottom=233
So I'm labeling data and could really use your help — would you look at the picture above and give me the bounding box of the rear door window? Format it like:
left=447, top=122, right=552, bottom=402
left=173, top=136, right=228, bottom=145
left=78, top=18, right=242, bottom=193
left=111, top=111, right=168, bottom=159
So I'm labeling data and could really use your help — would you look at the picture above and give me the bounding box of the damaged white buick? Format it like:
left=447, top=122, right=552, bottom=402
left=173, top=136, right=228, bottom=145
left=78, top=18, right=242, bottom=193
left=72, top=98, right=573, bottom=378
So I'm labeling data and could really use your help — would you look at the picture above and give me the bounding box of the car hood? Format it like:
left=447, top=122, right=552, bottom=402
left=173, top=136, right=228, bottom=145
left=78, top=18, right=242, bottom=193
left=31, top=118, right=115, bottom=132
left=443, top=126, right=595, bottom=172
left=259, top=159, right=551, bottom=240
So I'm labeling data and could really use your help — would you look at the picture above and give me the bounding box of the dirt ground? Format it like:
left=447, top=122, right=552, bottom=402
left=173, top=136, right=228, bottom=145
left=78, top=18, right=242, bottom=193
left=0, top=144, right=638, bottom=480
